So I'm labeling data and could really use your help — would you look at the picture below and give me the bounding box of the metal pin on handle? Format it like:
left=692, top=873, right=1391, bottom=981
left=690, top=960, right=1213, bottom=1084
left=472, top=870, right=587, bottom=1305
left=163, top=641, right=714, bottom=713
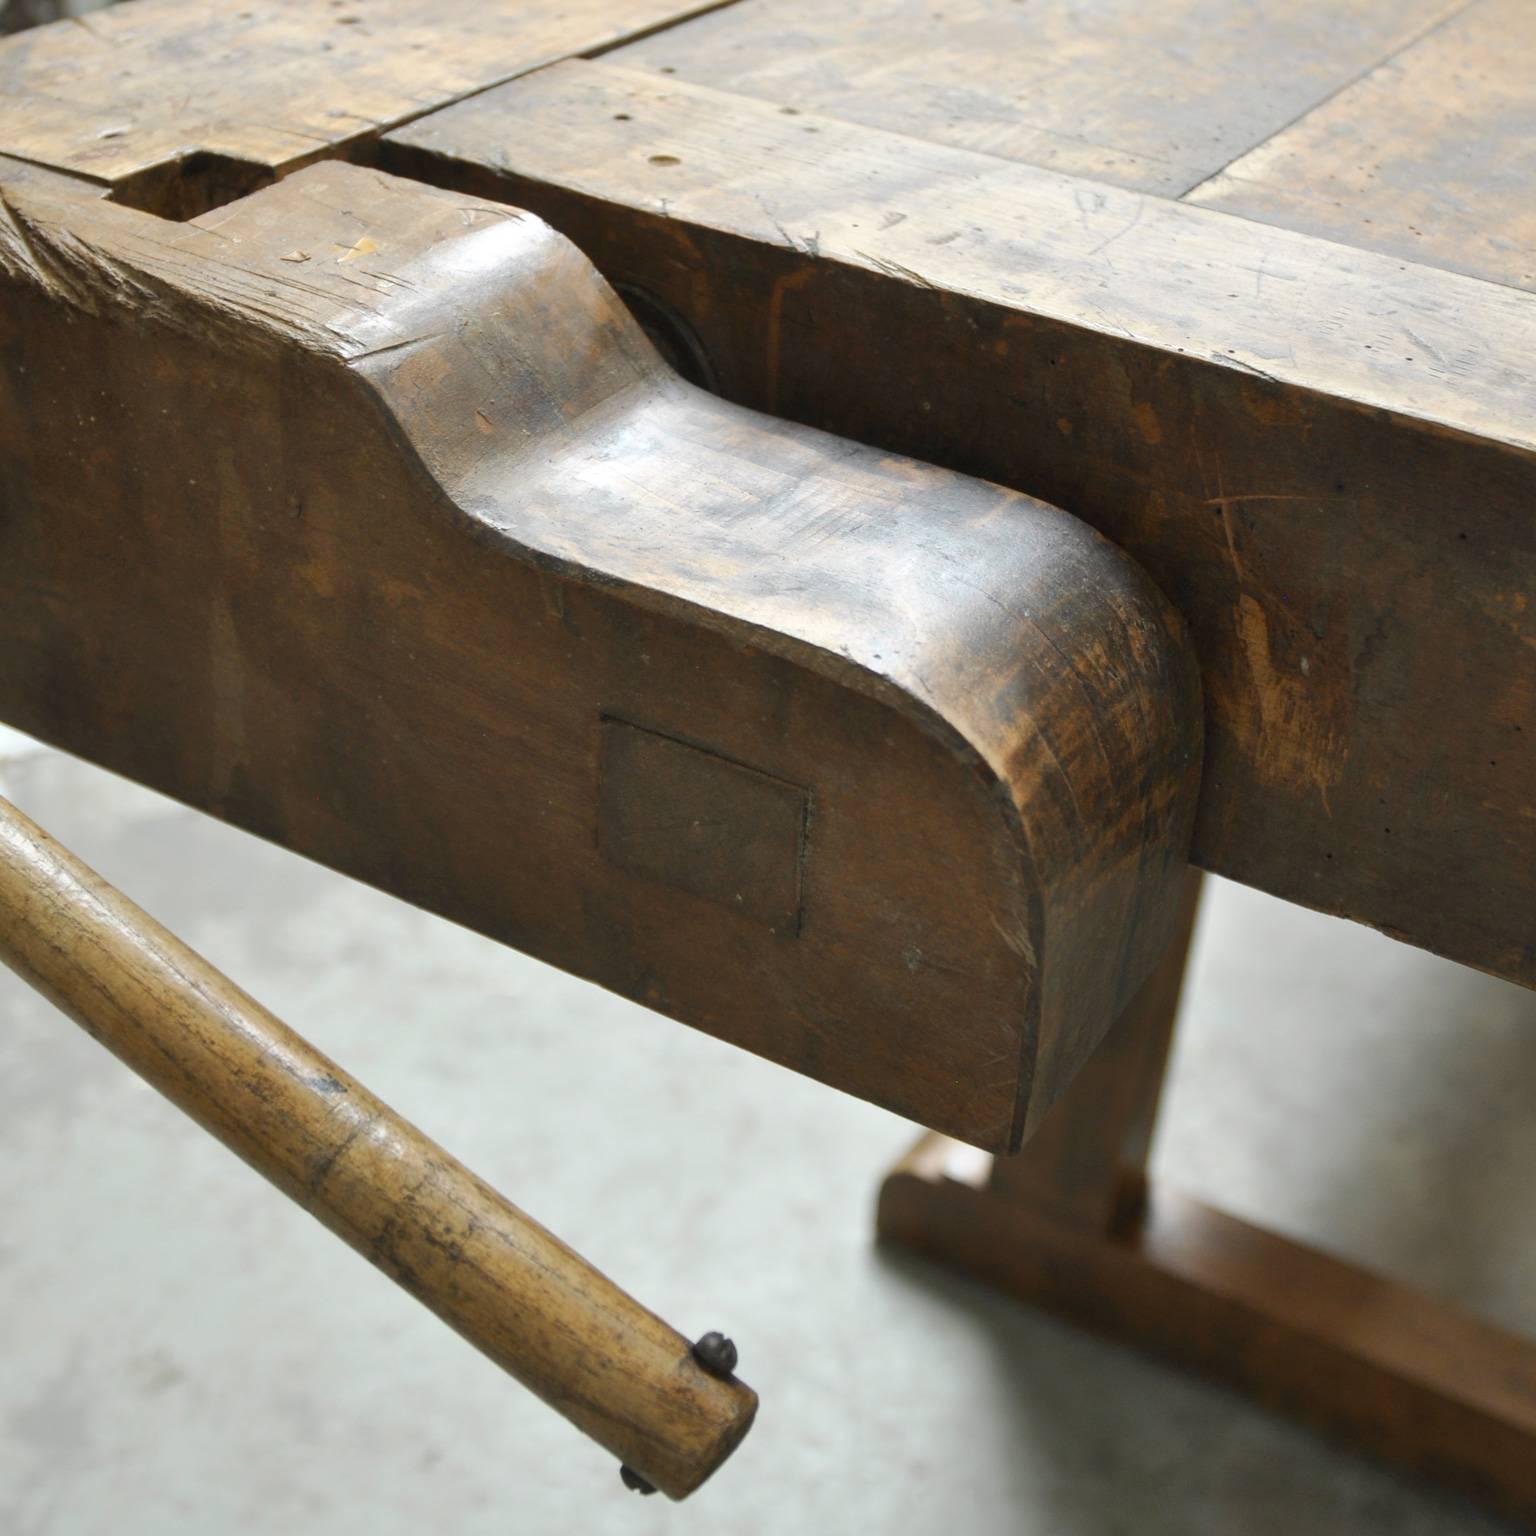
left=621, top=1333, right=742, bottom=1493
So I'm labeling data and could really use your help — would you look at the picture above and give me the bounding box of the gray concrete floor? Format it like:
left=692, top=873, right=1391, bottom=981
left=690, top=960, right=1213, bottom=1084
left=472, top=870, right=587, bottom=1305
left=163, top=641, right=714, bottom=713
left=0, top=729, right=1532, bottom=1535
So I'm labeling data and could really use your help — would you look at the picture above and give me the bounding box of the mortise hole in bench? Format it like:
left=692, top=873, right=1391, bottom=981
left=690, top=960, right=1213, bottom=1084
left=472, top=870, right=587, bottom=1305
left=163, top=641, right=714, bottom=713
left=109, top=151, right=277, bottom=221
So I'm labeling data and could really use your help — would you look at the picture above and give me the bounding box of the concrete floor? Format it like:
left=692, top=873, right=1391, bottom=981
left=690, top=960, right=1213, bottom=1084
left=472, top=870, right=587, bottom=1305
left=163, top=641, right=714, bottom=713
left=0, top=729, right=1531, bottom=1535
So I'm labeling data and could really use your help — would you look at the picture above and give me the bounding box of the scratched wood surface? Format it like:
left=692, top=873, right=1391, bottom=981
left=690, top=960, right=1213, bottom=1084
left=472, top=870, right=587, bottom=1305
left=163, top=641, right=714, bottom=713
left=2, top=0, right=1527, bottom=285
left=0, top=0, right=1532, bottom=985
left=610, top=0, right=1462, bottom=198
left=611, top=0, right=1535, bottom=295
left=385, top=61, right=1536, bottom=989
left=0, top=161, right=1201, bottom=1151
left=0, top=0, right=732, bottom=215
left=1188, top=0, right=1536, bottom=292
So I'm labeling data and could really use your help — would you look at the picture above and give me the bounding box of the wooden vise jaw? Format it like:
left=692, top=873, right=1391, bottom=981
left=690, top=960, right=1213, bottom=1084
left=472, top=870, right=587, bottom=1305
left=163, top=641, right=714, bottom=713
left=0, top=163, right=1201, bottom=1151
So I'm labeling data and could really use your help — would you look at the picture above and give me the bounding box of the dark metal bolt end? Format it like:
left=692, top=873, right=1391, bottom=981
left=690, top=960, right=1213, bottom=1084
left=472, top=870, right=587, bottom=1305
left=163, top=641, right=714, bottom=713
left=619, top=1464, right=657, bottom=1496
left=692, top=1330, right=739, bottom=1379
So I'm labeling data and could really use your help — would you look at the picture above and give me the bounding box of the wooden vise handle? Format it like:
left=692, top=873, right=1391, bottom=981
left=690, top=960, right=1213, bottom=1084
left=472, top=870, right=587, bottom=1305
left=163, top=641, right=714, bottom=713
left=0, top=793, right=756, bottom=1499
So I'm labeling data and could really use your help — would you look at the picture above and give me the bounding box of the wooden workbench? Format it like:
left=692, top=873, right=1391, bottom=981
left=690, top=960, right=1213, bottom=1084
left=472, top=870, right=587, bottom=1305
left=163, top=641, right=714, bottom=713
left=1, top=0, right=1532, bottom=1520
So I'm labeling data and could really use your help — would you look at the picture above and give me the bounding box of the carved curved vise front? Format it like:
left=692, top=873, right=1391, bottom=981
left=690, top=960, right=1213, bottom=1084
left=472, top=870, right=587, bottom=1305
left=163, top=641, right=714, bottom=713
left=0, top=163, right=1200, bottom=1150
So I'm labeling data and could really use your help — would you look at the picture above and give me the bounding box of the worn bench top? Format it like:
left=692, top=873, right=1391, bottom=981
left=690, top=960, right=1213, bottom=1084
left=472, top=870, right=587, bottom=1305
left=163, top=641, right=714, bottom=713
left=1, top=0, right=1532, bottom=989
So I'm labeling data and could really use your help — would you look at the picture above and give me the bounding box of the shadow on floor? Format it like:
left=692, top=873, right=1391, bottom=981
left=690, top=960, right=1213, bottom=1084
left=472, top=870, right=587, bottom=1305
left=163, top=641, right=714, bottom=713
left=870, top=1241, right=1522, bottom=1536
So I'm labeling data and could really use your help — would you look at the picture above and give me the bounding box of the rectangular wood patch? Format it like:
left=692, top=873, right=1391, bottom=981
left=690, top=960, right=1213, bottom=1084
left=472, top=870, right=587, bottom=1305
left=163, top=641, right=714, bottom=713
left=598, top=717, right=808, bottom=935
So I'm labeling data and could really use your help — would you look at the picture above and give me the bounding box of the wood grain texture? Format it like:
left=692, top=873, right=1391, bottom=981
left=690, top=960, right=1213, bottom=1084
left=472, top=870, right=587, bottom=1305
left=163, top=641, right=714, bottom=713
left=880, top=1132, right=1536, bottom=1525
left=384, top=61, right=1536, bottom=987
left=0, top=161, right=1201, bottom=1151
left=1188, top=0, right=1536, bottom=292
left=608, top=0, right=1464, bottom=196
left=0, top=793, right=756, bottom=1500
left=0, top=0, right=735, bottom=215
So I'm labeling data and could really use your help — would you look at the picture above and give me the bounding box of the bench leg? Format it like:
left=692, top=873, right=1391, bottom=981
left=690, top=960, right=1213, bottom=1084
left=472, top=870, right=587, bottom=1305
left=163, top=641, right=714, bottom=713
left=876, top=870, right=1536, bottom=1524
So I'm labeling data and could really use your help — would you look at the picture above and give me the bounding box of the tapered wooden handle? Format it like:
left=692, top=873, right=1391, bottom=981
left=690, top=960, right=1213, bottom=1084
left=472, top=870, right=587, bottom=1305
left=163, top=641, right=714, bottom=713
left=0, top=793, right=755, bottom=1499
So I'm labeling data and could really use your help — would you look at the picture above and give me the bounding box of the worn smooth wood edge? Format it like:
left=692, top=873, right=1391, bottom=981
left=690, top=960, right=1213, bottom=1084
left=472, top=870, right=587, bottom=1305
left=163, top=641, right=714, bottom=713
left=0, top=792, right=757, bottom=1499
left=380, top=62, right=1536, bottom=988
left=0, top=163, right=1202, bottom=1148
left=878, top=1134, right=1536, bottom=1525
